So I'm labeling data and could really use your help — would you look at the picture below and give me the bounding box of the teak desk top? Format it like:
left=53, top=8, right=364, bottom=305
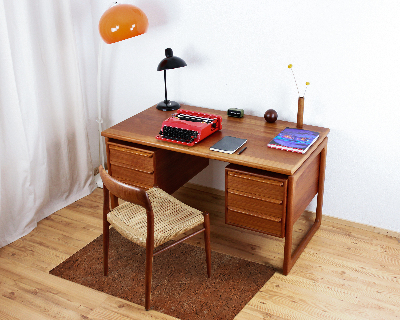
left=102, top=104, right=330, bottom=176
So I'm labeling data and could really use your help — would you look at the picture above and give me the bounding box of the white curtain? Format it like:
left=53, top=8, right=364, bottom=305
left=0, top=0, right=96, bottom=247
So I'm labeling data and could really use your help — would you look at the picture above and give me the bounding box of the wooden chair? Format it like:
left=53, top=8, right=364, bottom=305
left=99, top=166, right=211, bottom=310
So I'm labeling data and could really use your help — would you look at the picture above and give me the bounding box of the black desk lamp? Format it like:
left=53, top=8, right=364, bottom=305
left=156, top=48, right=187, bottom=111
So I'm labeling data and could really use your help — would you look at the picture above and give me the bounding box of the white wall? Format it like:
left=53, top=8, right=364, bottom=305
left=82, top=0, right=400, bottom=232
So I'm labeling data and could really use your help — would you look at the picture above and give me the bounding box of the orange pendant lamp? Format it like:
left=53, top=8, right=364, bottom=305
left=99, top=3, right=148, bottom=44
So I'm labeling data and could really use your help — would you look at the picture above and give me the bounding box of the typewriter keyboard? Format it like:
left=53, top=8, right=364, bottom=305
left=159, top=126, right=199, bottom=144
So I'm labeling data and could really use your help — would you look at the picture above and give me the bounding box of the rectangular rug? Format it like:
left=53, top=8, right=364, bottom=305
left=50, top=228, right=274, bottom=320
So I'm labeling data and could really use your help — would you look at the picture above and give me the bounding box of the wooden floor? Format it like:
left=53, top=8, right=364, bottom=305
left=1, top=184, right=399, bottom=319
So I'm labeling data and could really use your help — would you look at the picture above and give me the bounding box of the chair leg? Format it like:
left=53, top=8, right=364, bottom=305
left=203, top=212, right=212, bottom=278
left=145, top=241, right=154, bottom=311
left=103, top=219, right=110, bottom=276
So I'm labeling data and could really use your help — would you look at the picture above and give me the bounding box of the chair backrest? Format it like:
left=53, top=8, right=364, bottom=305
left=99, top=165, right=152, bottom=212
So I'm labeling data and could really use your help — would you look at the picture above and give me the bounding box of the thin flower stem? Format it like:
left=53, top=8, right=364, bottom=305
left=290, top=68, right=299, bottom=96
left=289, top=65, right=309, bottom=97
left=303, top=82, right=310, bottom=97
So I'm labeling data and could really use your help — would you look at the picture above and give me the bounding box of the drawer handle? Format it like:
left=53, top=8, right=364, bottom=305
left=228, top=172, right=283, bottom=187
left=228, top=190, right=283, bottom=205
left=229, top=207, right=282, bottom=222
left=110, top=145, right=153, bottom=158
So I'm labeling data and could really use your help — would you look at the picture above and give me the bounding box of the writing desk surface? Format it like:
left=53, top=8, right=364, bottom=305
left=102, top=104, right=330, bottom=175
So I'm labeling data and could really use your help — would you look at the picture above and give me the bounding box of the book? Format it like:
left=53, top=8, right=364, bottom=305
left=210, top=136, right=247, bottom=154
left=267, top=127, right=319, bottom=154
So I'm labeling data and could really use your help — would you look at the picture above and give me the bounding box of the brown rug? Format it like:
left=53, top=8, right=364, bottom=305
left=50, top=228, right=274, bottom=320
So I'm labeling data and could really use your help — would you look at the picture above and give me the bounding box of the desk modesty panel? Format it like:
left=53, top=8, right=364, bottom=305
left=101, top=104, right=329, bottom=175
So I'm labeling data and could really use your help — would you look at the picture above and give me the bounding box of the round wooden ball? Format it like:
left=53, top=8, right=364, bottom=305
left=264, top=109, right=278, bottom=123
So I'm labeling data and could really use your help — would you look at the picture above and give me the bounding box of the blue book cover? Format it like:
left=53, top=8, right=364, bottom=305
left=267, top=127, right=319, bottom=154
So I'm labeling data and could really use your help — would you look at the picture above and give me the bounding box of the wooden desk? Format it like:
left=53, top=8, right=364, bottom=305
left=102, top=104, right=329, bottom=274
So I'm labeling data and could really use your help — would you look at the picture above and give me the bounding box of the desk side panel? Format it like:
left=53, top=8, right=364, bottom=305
left=290, top=139, right=327, bottom=222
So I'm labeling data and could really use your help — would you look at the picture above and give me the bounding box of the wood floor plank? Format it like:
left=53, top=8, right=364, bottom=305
left=0, top=280, right=85, bottom=320
left=39, top=213, right=102, bottom=245
left=0, top=296, right=53, bottom=320
left=0, top=309, right=20, bottom=320
left=7, top=238, right=70, bottom=270
left=0, top=184, right=399, bottom=319
left=0, top=244, right=56, bottom=272
left=247, top=291, right=357, bottom=320
left=0, top=257, right=108, bottom=311
left=260, top=273, right=400, bottom=319
left=88, top=296, right=177, bottom=320
left=55, top=208, right=103, bottom=229
left=21, top=224, right=88, bottom=251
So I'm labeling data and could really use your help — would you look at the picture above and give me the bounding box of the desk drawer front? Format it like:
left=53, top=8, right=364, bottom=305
left=109, top=144, right=154, bottom=173
left=111, top=164, right=153, bottom=190
left=227, top=171, right=285, bottom=201
left=227, top=191, right=283, bottom=221
left=226, top=208, right=283, bottom=236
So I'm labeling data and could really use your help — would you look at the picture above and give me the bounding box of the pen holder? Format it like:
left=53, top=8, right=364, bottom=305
left=297, top=97, right=304, bottom=129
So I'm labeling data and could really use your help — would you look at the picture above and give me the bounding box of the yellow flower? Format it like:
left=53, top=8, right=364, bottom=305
left=306, top=82, right=310, bottom=85
left=288, top=64, right=293, bottom=68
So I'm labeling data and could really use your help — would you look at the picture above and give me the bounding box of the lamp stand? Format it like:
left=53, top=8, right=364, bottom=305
left=157, top=70, right=180, bottom=111
left=95, top=40, right=106, bottom=188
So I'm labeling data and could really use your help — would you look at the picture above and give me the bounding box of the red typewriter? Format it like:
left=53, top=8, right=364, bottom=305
left=156, top=109, right=222, bottom=146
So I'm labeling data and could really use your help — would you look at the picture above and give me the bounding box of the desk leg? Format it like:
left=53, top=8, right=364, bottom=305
left=283, top=144, right=327, bottom=275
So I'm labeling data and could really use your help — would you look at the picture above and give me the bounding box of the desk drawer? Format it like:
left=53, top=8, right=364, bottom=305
left=225, top=164, right=287, bottom=237
left=227, top=190, right=283, bottom=221
left=226, top=208, right=283, bottom=237
left=109, top=143, right=154, bottom=173
left=111, top=164, right=153, bottom=190
left=226, top=170, right=285, bottom=201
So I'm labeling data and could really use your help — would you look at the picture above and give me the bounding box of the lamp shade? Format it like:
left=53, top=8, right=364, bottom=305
left=99, top=4, right=148, bottom=44
left=157, top=48, right=187, bottom=71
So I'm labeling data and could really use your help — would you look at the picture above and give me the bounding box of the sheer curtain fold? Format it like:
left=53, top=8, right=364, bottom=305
left=0, top=0, right=96, bottom=247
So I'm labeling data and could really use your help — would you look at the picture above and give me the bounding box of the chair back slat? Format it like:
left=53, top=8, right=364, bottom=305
left=99, top=166, right=152, bottom=211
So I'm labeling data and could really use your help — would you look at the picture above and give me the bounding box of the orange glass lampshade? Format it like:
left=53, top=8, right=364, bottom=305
left=99, top=4, right=148, bottom=44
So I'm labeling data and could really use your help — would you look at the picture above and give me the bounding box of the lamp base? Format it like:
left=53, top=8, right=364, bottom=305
left=156, top=100, right=180, bottom=111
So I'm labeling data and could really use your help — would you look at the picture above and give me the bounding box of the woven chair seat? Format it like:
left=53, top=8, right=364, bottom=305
left=107, top=187, right=204, bottom=248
